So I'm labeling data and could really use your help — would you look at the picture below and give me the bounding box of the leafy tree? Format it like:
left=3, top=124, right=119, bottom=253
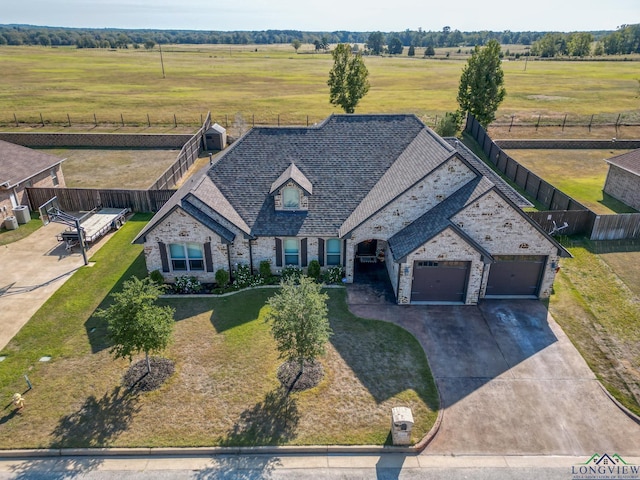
left=144, top=39, right=156, bottom=50
left=424, top=45, right=435, bottom=57
left=266, top=276, right=331, bottom=372
left=313, top=39, right=322, bottom=52
left=388, top=37, right=403, bottom=55
left=327, top=43, right=370, bottom=113
left=291, top=39, right=301, bottom=52
left=457, top=39, right=506, bottom=128
left=408, top=45, right=415, bottom=57
left=435, top=112, right=462, bottom=137
left=366, top=31, right=385, bottom=55
left=593, top=42, right=605, bottom=56
left=97, top=276, right=175, bottom=374
left=568, top=32, right=593, bottom=57
left=531, top=32, right=567, bottom=57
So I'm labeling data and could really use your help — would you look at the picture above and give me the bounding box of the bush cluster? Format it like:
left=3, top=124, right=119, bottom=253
left=173, top=275, right=202, bottom=294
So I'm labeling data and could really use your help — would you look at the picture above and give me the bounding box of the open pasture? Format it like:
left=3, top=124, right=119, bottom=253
left=0, top=45, right=638, bottom=130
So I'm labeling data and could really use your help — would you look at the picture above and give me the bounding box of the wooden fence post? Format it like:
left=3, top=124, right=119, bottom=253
left=147, top=113, right=151, bottom=127
left=588, top=114, right=594, bottom=132
left=14, top=113, right=18, bottom=127
left=562, top=114, right=567, bottom=131
left=67, top=113, right=71, bottom=127
left=174, top=114, right=177, bottom=128
left=121, top=113, right=124, bottom=127
left=40, top=113, right=44, bottom=127
left=535, top=115, right=541, bottom=131
left=94, top=113, right=97, bottom=126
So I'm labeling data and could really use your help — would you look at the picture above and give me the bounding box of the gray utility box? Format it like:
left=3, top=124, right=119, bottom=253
left=391, top=406, right=414, bottom=446
left=13, top=205, right=31, bottom=224
left=4, top=216, right=19, bottom=230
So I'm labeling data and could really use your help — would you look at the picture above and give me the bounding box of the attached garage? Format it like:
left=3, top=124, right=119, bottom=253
left=485, top=255, right=546, bottom=297
left=411, top=260, right=470, bottom=303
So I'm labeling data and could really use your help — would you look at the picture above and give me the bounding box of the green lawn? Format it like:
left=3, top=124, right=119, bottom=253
left=505, top=149, right=637, bottom=214
left=551, top=238, right=640, bottom=416
left=0, top=215, right=42, bottom=246
left=0, top=45, right=639, bottom=130
left=0, top=216, right=438, bottom=448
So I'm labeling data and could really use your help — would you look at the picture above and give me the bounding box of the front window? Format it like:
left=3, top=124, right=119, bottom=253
left=282, top=187, right=300, bottom=209
left=169, top=243, right=204, bottom=271
left=284, top=238, right=299, bottom=265
left=326, top=238, right=341, bottom=266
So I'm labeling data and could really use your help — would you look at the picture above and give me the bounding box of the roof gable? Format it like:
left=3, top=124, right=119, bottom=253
left=0, top=140, right=64, bottom=188
left=388, top=176, right=494, bottom=261
left=269, top=162, right=313, bottom=195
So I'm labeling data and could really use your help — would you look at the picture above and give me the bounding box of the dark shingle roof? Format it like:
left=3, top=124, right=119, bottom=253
left=270, top=162, right=313, bottom=195
left=606, top=149, right=640, bottom=176
left=209, top=114, right=426, bottom=237
left=0, top=140, right=65, bottom=187
left=388, top=177, right=494, bottom=261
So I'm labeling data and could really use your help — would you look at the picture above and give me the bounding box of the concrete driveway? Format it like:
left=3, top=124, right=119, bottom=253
left=347, top=286, right=640, bottom=456
left=0, top=223, right=111, bottom=350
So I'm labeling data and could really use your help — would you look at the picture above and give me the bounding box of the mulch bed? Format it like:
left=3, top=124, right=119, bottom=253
left=277, top=360, right=324, bottom=392
left=123, top=357, right=175, bottom=392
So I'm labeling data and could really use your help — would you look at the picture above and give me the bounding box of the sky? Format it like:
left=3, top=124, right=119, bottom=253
left=2, top=0, right=638, bottom=32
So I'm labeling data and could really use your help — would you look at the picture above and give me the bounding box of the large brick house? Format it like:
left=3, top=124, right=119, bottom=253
left=135, top=114, right=569, bottom=304
left=0, top=140, right=65, bottom=224
left=603, top=149, right=640, bottom=212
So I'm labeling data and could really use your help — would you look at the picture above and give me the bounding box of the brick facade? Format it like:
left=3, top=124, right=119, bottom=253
left=603, top=166, right=640, bottom=212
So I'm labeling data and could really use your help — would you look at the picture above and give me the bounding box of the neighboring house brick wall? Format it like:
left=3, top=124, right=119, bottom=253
left=142, top=209, right=228, bottom=283
left=346, top=157, right=476, bottom=281
left=603, top=166, right=640, bottom=211
left=451, top=190, right=559, bottom=298
left=1, top=163, right=65, bottom=222
left=397, top=228, right=484, bottom=305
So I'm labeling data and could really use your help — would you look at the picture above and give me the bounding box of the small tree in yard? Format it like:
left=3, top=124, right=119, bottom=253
left=328, top=43, right=370, bottom=114
left=266, top=277, right=332, bottom=389
left=457, top=39, right=506, bottom=128
left=97, top=276, right=175, bottom=376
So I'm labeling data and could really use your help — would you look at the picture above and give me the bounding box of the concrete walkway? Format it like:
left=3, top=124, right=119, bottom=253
left=347, top=284, right=640, bottom=456
left=0, top=223, right=111, bottom=350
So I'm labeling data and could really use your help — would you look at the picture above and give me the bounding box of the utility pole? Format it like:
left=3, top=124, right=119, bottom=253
left=159, top=43, right=165, bottom=78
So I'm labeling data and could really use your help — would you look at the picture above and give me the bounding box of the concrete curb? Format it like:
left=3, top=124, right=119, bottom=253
left=598, top=382, right=640, bottom=425
left=0, top=444, right=421, bottom=459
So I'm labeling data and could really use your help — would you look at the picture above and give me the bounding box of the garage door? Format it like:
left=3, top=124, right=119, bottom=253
left=486, top=255, right=546, bottom=297
left=411, top=261, right=470, bottom=303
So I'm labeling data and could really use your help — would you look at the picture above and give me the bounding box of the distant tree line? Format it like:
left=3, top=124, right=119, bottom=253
left=530, top=25, right=640, bottom=57
left=0, top=23, right=637, bottom=55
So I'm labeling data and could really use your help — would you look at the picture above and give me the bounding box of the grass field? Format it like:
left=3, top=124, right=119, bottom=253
left=1, top=45, right=639, bottom=131
left=504, top=149, right=637, bottom=214
left=39, top=148, right=180, bottom=189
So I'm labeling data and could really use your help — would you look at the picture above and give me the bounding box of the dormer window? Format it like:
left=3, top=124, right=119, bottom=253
left=282, top=186, right=300, bottom=209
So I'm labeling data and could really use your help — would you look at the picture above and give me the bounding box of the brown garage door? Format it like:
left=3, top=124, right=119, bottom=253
left=411, top=261, right=470, bottom=303
left=486, top=255, right=546, bottom=297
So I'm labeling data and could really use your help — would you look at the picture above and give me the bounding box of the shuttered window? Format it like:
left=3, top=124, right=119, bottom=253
left=169, top=243, right=204, bottom=271
left=284, top=238, right=299, bottom=265
left=326, top=238, right=341, bottom=266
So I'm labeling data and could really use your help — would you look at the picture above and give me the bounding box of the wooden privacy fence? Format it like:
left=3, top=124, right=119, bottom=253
left=27, top=187, right=174, bottom=213
left=465, top=115, right=640, bottom=240
left=150, top=112, right=212, bottom=190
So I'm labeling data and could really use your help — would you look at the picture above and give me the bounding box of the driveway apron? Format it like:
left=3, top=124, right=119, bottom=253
left=347, top=289, right=640, bottom=456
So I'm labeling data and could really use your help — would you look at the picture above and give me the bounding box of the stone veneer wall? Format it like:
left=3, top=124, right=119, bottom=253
left=345, top=156, right=476, bottom=283
left=397, top=228, right=484, bottom=305
left=603, top=166, right=640, bottom=212
left=143, top=209, right=227, bottom=283
left=451, top=190, right=559, bottom=299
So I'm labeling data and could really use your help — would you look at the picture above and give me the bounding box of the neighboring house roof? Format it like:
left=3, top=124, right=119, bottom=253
left=606, top=149, right=640, bottom=176
left=388, top=176, right=495, bottom=262
left=269, top=162, right=313, bottom=195
left=0, top=140, right=65, bottom=188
